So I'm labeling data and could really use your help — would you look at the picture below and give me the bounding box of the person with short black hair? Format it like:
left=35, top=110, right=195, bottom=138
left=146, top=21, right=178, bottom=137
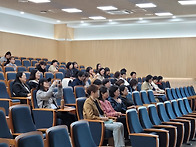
left=36, top=61, right=46, bottom=75
left=72, top=62, right=79, bottom=78
left=130, top=71, right=137, bottom=80
left=6, top=56, right=17, bottom=70
left=152, top=76, right=165, bottom=93
left=120, top=71, right=129, bottom=86
left=102, top=79, right=111, bottom=88
left=28, top=69, right=40, bottom=90
left=108, top=85, right=127, bottom=114
left=120, top=68, right=127, bottom=74
left=119, top=85, right=134, bottom=107
left=83, top=84, right=125, bottom=147
left=141, top=75, right=153, bottom=91
left=115, top=79, right=125, bottom=87
left=97, top=67, right=105, bottom=81
left=104, top=67, right=110, bottom=78
left=65, top=62, right=74, bottom=78
left=48, top=60, right=58, bottom=73
left=157, top=76, right=164, bottom=90
left=69, top=71, right=85, bottom=88
left=92, top=79, right=102, bottom=88
left=0, top=51, right=11, bottom=64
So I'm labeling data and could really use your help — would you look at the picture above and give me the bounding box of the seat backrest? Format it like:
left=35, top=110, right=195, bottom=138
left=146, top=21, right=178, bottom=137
left=15, top=59, right=22, bottom=66
left=140, top=90, right=151, bottom=104
left=6, top=72, right=16, bottom=81
left=164, top=101, right=177, bottom=119
left=183, top=87, right=190, bottom=97
left=137, top=83, right=142, bottom=91
left=126, top=109, right=144, bottom=133
left=0, top=81, right=10, bottom=99
left=17, top=66, right=26, bottom=72
left=190, top=86, right=196, bottom=95
left=126, top=92, right=133, bottom=102
left=0, top=143, right=8, bottom=147
left=148, top=104, right=162, bottom=125
left=187, top=86, right=194, bottom=96
left=142, top=77, right=146, bottom=82
left=137, top=77, right=142, bottom=83
left=58, top=68, right=66, bottom=77
left=31, top=89, right=38, bottom=109
left=165, top=88, right=174, bottom=100
left=138, top=106, right=153, bottom=129
left=42, top=58, right=48, bottom=62
left=76, top=98, right=86, bottom=120
left=31, top=60, right=38, bottom=66
left=0, top=67, right=2, bottom=72
left=132, top=91, right=143, bottom=105
left=35, top=58, right=42, bottom=62
left=46, top=125, right=72, bottom=147
left=71, top=120, right=96, bottom=147
left=156, top=102, right=170, bottom=122
left=15, top=131, right=44, bottom=147
left=177, top=98, right=188, bottom=115
left=60, top=62, right=66, bottom=65
left=161, top=81, right=166, bottom=90
left=63, top=87, right=76, bottom=104
left=171, top=100, right=182, bottom=117
left=171, top=88, right=178, bottom=99
left=8, top=80, right=14, bottom=97
left=179, top=87, right=186, bottom=98
left=54, top=72, right=63, bottom=80
left=4, top=66, right=15, bottom=72
left=27, top=58, right=34, bottom=61
left=74, top=86, right=86, bottom=98
left=28, top=67, right=35, bottom=72
left=44, top=72, right=54, bottom=80
left=165, top=81, right=171, bottom=88
left=175, top=88, right=183, bottom=98
left=0, top=72, right=5, bottom=80
left=0, top=110, right=13, bottom=139
left=22, top=60, right=31, bottom=68
left=24, top=72, right=30, bottom=80
left=10, top=105, right=36, bottom=133
left=147, top=90, right=156, bottom=103
left=46, top=65, right=50, bottom=72
left=59, top=65, right=66, bottom=69
left=183, top=98, right=192, bottom=113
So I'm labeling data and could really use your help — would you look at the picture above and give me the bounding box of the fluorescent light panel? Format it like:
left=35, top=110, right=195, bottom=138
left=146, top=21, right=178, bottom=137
left=28, top=0, right=50, bottom=3
left=155, top=12, right=173, bottom=16
left=62, top=8, right=82, bottom=13
left=97, top=6, right=118, bottom=11
left=89, top=16, right=106, bottom=20
left=136, top=3, right=156, bottom=8
left=178, top=0, right=196, bottom=5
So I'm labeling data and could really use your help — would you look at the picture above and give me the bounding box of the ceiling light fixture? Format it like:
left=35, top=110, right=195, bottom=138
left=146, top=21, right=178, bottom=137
left=56, top=20, right=61, bottom=23
left=172, top=16, right=176, bottom=18
left=139, top=18, right=143, bottom=20
left=81, top=21, right=84, bottom=23
left=136, top=3, right=157, bottom=8
left=20, top=11, right=24, bottom=14
left=28, top=0, right=51, bottom=3
left=178, top=0, right=196, bottom=5
left=155, top=12, right=173, bottom=16
left=97, top=6, right=118, bottom=11
left=62, top=8, right=82, bottom=13
left=109, top=19, right=112, bottom=22
left=89, top=16, right=106, bottom=20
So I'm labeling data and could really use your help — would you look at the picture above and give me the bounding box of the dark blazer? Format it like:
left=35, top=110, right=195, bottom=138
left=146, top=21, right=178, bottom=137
left=36, top=64, right=46, bottom=75
left=69, top=78, right=85, bottom=88
left=72, top=68, right=79, bottom=78
left=65, top=69, right=74, bottom=78
left=12, top=81, right=30, bottom=97
left=28, top=80, right=39, bottom=90
left=120, top=95, right=134, bottom=107
left=108, top=97, right=127, bottom=113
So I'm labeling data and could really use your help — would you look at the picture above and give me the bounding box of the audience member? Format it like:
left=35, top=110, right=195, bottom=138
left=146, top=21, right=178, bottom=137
left=28, top=69, right=40, bottom=90
left=95, top=63, right=101, bottom=74
left=157, top=76, right=164, bottom=90
left=119, top=85, right=134, bottom=107
left=120, top=71, right=129, bottom=86
left=86, top=66, right=97, bottom=82
left=72, top=62, right=79, bottom=77
left=65, top=62, right=74, bottom=78
left=36, top=61, right=46, bottom=75
left=115, top=79, right=125, bottom=86
left=6, top=56, right=17, bottom=70
left=84, top=72, right=90, bottom=88
left=130, top=71, right=137, bottom=81
left=104, top=67, right=110, bottom=78
left=0, top=51, right=11, bottom=65
left=152, top=76, right=165, bottom=93
left=92, top=79, right=102, bottom=88
left=69, top=71, right=85, bottom=88
left=97, top=67, right=105, bottom=81
left=83, top=84, right=125, bottom=147
left=102, top=79, right=111, bottom=89
left=129, top=79, right=138, bottom=93
left=48, top=60, right=58, bottom=73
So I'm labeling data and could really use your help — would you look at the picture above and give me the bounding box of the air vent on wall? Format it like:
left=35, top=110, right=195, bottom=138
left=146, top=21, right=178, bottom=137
left=106, top=10, right=133, bottom=15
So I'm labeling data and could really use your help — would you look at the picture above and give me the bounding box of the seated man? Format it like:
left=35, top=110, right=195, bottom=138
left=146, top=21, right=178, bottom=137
left=83, top=84, right=125, bottom=147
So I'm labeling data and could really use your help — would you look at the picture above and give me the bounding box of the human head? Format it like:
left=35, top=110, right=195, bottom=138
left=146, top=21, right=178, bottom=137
left=5, top=51, right=11, bottom=59
left=73, top=62, right=78, bottom=69
left=39, top=61, right=46, bottom=70
left=37, top=78, right=50, bottom=91
left=114, top=71, right=120, bottom=79
left=93, top=79, right=102, bottom=88
left=130, top=72, right=137, bottom=79
left=84, top=72, right=90, bottom=82
left=102, top=79, right=111, bottom=88
left=129, top=79, right=138, bottom=90
left=98, top=68, right=105, bottom=76
left=66, top=62, right=73, bottom=69
left=104, top=67, right=110, bottom=76
left=15, top=71, right=26, bottom=84
left=158, top=76, right=163, bottom=83
left=98, top=86, right=109, bottom=101
left=77, top=71, right=85, bottom=81
left=96, top=63, right=101, bottom=71
left=109, top=85, right=120, bottom=98
left=86, top=67, right=93, bottom=74
left=9, top=56, right=15, bottom=64
left=120, top=71, right=126, bottom=79
left=51, top=60, right=58, bottom=67
left=87, top=84, right=99, bottom=99
left=119, top=85, right=128, bottom=96
left=29, top=69, right=40, bottom=81
left=115, top=79, right=125, bottom=86
left=120, top=68, right=127, bottom=73
left=146, top=75, right=153, bottom=83
left=153, top=76, right=158, bottom=83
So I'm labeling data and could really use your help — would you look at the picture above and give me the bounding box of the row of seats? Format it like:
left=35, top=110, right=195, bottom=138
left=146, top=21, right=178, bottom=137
left=126, top=97, right=196, bottom=147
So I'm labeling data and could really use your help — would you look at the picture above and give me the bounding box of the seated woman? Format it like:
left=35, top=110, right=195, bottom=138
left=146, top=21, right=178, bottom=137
left=128, top=79, right=138, bottom=93
left=113, top=71, right=120, bottom=84
left=86, top=66, right=97, bottom=82
left=96, top=68, right=105, bottom=81
left=84, top=72, right=90, bottom=88
left=36, top=61, right=46, bottom=75
left=0, top=51, right=11, bottom=65
left=104, top=67, right=110, bottom=78
left=83, top=84, right=125, bottom=147
left=12, top=71, right=31, bottom=103
left=28, top=69, right=40, bottom=90
left=6, top=56, right=17, bottom=70
left=36, top=79, right=76, bottom=130
left=69, top=71, right=85, bottom=88
left=156, top=76, right=164, bottom=90
left=72, top=62, right=79, bottom=78
left=48, top=60, right=58, bottom=73
left=65, top=62, right=74, bottom=78
left=102, top=79, right=111, bottom=89
left=108, top=85, right=127, bottom=114
left=152, top=76, right=165, bottom=93
left=119, top=85, right=134, bottom=108
left=95, top=63, right=101, bottom=74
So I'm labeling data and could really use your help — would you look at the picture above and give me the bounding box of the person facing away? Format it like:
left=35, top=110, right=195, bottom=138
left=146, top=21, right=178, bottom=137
left=83, top=84, right=125, bottom=147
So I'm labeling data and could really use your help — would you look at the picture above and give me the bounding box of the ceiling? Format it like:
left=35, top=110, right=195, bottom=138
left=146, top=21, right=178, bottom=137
left=0, top=0, right=196, bottom=25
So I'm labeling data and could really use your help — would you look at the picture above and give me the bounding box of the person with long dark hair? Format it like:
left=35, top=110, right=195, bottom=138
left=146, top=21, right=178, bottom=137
left=97, top=67, right=105, bottom=81
left=65, top=62, right=74, bottom=78
left=28, top=69, right=40, bottom=90
left=72, top=62, right=79, bottom=78
left=0, top=51, right=11, bottom=65
left=36, top=61, right=46, bottom=75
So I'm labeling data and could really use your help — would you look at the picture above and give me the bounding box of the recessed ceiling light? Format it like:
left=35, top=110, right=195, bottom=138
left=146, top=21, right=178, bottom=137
left=20, top=11, right=24, bottom=14
left=172, top=16, right=176, bottom=18
left=28, top=0, right=50, bottom=3
left=62, top=8, right=82, bottom=13
left=178, top=0, right=196, bottom=5
left=136, top=3, right=157, bottom=8
left=81, top=21, right=84, bottom=23
left=155, top=12, right=173, bottom=16
left=97, top=6, right=118, bottom=11
left=89, top=16, right=106, bottom=20
left=56, top=20, right=61, bottom=23
left=109, top=19, right=112, bottom=22
left=139, top=18, right=143, bottom=20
